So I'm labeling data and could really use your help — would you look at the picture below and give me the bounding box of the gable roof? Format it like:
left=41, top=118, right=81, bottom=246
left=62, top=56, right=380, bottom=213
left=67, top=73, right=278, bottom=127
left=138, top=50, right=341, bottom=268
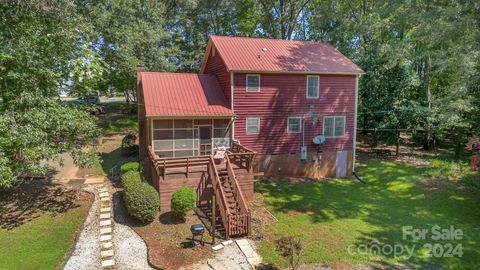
left=140, top=72, right=232, bottom=117
left=200, top=36, right=363, bottom=74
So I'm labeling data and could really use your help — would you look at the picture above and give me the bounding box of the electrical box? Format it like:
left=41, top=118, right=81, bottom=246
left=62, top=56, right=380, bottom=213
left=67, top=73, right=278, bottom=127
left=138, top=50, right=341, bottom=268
left=301, top=146, right=307, bottom=160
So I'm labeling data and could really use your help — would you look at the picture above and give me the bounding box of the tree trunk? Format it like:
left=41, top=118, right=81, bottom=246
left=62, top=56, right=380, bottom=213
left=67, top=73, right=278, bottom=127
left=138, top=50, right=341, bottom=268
left=362, top=112, right=368, bottom=135
left=396, top=131, right=400, bottom=156
left=423, top=54, right=434, bottom=150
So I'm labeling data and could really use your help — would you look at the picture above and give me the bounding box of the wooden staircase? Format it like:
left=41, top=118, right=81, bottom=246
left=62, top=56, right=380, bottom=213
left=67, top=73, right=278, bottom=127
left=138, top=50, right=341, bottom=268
left=197, top=155, right=251, bottom=238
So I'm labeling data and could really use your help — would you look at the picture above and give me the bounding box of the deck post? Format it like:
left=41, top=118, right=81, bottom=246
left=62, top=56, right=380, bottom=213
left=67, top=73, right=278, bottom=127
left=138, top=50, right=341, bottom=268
left=211, top=193, right=216, bottom=244
left=186, top=157, right=189, bottom=178
left=163, top=159, right=166, bottom=179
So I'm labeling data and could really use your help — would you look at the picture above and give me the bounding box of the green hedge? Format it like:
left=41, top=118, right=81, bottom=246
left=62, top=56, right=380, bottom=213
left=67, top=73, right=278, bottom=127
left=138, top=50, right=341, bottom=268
left=171, top=188, right=196, bottom=215
left=121, top=171, right=159, bottom=223
left=120, top=162, right=141, bottom=174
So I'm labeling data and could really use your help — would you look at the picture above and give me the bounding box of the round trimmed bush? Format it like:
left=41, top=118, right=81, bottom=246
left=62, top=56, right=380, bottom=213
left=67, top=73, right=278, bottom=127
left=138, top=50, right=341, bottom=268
left=120, top=162, right=141, bottom=174
left=171, top=188, right=196, bottom=216
left=121, top=171, right=159, bottom=223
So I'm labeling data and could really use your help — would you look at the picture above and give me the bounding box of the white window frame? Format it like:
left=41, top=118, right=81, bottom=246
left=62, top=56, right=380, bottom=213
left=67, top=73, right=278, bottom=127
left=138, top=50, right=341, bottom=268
left=306, top=75, right=320, bottom=99
left=246, top=74, right=260, bottom=92
left=287, top=117, right=302, bottom=133
left=246, top=117, right=260, bottom=134
left=323, top=116, right=346, bottom=138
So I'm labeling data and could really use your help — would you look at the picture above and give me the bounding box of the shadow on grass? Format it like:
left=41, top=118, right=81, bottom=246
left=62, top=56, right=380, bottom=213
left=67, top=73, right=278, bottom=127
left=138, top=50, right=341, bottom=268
left=100, top=147, right=138, bottom=175
left=256, top=161, right=480, bottom=268
left=0, top=179, right=79, bottom=230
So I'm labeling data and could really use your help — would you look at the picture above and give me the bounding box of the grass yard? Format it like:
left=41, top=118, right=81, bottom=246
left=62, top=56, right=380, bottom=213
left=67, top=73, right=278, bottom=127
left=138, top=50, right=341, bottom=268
left=0, top=182, right=92, bottom=270
left=0, top=209, right=86, bottom=270
left=97, top=102, right=138, bottom=134
left=95, top=144, right=138, bottom=175
left=256, top=160, right=480, bottom=269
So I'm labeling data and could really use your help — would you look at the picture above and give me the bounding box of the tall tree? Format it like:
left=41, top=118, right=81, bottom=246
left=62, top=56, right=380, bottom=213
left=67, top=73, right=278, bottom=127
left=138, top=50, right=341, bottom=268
left=0, top=0, right=101, bottom=187
left=79, top=0, right=176, bottom=101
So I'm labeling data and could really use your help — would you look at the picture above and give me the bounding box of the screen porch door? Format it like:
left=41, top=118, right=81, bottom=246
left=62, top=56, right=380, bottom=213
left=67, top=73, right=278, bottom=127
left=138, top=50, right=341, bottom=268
left=198, top=126, right=212, bottom=155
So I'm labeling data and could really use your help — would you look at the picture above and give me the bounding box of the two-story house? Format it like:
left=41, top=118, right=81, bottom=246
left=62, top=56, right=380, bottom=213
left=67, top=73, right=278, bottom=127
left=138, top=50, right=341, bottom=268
left=137, top=36, right=363, bottom=238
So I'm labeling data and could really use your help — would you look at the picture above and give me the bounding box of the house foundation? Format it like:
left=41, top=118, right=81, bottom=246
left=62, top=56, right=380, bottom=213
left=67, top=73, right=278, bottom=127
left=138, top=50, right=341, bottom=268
left=253, top=150, right=353, bottom=179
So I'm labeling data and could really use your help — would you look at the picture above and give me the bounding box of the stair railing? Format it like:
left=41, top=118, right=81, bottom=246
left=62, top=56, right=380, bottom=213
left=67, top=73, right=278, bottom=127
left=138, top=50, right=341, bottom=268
left=208, top=155, right=231, bottom=237
left=227, top=141, right=256, bottom=172
left=225, top=155, right=251, bottom=236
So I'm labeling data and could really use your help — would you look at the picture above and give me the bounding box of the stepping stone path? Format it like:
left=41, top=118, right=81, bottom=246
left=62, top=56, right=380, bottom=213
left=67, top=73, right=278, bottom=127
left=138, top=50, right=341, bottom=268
left=235, top=239, right=262, bottom=268
left=96, top=184, right=115, bottom=269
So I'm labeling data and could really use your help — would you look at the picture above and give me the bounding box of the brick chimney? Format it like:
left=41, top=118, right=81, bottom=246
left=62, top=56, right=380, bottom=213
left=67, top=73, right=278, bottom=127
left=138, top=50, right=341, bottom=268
left=136, top=64, right=145, bottom=87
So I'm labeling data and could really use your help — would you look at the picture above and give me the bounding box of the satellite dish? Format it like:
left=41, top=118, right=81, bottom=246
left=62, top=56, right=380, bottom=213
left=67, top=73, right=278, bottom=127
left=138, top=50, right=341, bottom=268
left=313, top=135, right=325, bottom=145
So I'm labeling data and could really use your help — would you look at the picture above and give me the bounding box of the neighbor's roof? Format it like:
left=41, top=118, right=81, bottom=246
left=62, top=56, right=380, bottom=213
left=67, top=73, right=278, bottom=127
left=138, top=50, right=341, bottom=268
left=200, top=36, right=364, bottom=74
left=140, top=72, right=232, bottom=117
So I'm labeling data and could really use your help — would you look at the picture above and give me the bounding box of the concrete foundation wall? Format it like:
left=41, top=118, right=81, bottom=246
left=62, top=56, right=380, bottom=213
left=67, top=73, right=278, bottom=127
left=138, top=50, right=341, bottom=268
left=253, top=150, right=353, bottom=179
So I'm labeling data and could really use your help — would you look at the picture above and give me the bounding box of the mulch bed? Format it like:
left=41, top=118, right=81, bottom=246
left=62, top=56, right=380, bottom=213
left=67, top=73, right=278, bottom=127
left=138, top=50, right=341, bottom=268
left=124, top=209, right=214, bottom=270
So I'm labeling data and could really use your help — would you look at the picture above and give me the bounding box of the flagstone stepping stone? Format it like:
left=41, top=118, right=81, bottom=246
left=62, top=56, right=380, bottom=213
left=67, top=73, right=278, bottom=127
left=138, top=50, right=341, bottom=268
left=100, top=207, right=111, bottom=213
left=101, top=242, right=113, bottom=250
left=100, top=227, right=112, bottom=234
left=100, top=234, right=112, bottom=242
left=101, top=250, right=114, bottom=258
left=99, top=220, right=111, bottom=226
left=101, top=259, right=115, bottom=268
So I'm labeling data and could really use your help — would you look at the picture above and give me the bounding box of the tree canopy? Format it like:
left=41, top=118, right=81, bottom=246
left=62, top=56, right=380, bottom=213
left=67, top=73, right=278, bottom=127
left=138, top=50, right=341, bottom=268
left=1, top=0, right=479, bottom=187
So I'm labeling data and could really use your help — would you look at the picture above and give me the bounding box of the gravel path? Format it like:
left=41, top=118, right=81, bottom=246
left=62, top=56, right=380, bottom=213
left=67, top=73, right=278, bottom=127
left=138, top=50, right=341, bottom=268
left=182, top=244, right=252, bottom=270
left=63, top=186, right=100, bottom=270
left=112, top=191, right=155, bottom=270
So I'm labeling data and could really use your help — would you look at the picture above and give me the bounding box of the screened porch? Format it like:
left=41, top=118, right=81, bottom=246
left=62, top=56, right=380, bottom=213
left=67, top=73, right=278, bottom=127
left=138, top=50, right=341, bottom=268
left=150, top=118, right=233, bottom=158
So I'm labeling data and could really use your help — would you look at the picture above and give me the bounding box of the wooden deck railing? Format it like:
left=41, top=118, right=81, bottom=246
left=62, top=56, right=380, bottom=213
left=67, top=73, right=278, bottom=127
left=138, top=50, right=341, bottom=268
left=148, top=146, right=211, bottom=180
left=227, top=141, right=256, bottom=172
left=225, top=155, right=251, bottom=237
left=208, top=155, right=231, bottom=236
left=148, top=144, right=253, bottom=238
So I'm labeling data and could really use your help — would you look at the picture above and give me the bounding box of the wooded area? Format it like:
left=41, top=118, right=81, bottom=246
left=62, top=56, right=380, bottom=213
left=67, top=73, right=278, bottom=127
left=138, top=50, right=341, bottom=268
left=1, top=0, right=479, bottom=187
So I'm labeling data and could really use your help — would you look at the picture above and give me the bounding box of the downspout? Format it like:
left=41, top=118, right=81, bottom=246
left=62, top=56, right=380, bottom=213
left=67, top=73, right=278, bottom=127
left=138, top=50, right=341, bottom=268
left=230, top=72, right=235, bottom=141
left=352, top=74, right=360, bottom=172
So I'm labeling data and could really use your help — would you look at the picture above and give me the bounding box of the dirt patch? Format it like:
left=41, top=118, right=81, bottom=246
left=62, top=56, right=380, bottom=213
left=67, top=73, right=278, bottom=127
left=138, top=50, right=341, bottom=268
left=115, top=198, right=213, bottom=270
left=249, top=193, right=278, bottom=242
left=356, top=134, right=449, bottom=167
left=0, top=179, right=92, bottom=230
left=424, top=179, right=448, bottom=195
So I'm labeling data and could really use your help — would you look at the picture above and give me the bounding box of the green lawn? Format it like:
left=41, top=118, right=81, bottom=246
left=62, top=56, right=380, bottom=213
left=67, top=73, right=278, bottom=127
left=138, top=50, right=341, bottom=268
left=256, top=160, right=480, bottom=269
left=0, top=207, right=86, bottom=270
left=95, top=146, right=138, bottom=175
left=98, top=103, right=138, bottom=134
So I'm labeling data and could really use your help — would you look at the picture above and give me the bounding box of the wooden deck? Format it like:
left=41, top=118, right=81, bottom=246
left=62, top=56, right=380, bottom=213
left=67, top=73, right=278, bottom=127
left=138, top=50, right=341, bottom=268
left=144, top=141, right=259, bottom=238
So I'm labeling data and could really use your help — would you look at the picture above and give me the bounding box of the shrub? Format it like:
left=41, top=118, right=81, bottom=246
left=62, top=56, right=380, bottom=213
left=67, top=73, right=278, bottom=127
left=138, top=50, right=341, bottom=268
left=71, top=149, right=100, bottom=169
left=275, top=235, right=303, bottom=270
left=466, top=136, right=480, bottom=176
left=122, top=131, right=137, bottom=149
left=121, top=171, right=159, bottom=223
left=171, top=188, right=196, bottom=216
left=120, top=162, right=141, bottom=174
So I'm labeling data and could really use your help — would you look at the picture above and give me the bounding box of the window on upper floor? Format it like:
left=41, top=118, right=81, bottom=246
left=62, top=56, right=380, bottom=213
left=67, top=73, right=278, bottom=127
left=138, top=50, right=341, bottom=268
left=287, top=117, right=302, bottom=133
left=246, top=74, right=260, bottom=92
left=306, top=75, right=319, bottom=99
left=246, top=117, right=260, bottom=134
left=323, top=116, right=345, bottom=138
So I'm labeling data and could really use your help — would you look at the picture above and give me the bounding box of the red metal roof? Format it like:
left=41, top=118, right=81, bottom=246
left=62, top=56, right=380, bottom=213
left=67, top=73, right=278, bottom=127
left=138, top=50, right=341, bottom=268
left=205, top=36, right=363, bottom=74
left=140, top=72, right=232, bottom=116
